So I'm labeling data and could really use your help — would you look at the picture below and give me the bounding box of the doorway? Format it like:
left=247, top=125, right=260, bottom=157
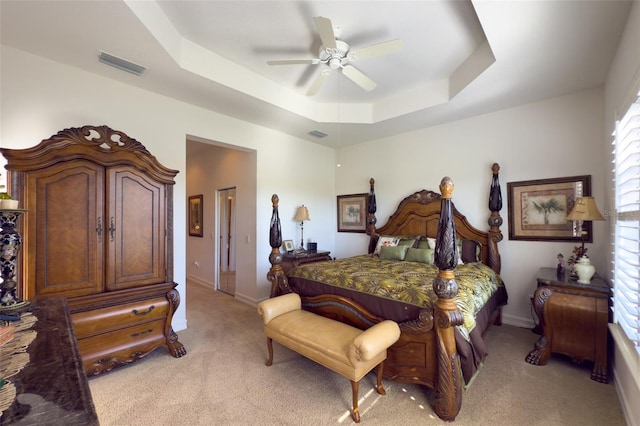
left=217, top=187, right=236, bottom=296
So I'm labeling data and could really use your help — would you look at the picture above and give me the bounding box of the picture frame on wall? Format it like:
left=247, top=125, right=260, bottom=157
left=507, top=175, right=592, bottom=242
left=337, top=193, right=368, bottom=233
left=188, top=194, right=203, bottom=237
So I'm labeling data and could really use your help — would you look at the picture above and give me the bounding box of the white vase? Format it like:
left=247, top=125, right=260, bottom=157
left=574, top=256, right=596, bottom=284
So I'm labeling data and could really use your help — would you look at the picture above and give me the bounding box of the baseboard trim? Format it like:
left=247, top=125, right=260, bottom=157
left=501, top=313, right=535, bottom=329
left=187, top=274, right=214, bottom=290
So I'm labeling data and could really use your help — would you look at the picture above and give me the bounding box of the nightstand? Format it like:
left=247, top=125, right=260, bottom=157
left=281, top=250, right=332, bottom=275
left=525, top=267, right=611, bottom=383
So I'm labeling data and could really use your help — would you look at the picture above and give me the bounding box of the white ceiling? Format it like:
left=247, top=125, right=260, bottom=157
left=0, top=0, right=632, bottom=147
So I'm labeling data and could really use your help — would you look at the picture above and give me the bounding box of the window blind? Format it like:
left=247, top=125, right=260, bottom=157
left=613, top=93, right=640, bottom=354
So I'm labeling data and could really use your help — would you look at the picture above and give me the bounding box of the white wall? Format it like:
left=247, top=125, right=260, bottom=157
left=604, top=1, right=640, bottom=425
left=0, top=45, right=336, bottom=329
left=336, top=88, right=606, bottom=329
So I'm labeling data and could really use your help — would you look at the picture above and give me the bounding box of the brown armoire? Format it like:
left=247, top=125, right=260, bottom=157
left=1, top=125, right=186, bottom=375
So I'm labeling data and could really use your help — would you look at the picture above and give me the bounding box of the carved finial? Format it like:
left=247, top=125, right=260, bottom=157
left=370, top=178, right=375, bottom=188
left=492, top=163, right=500, bottom=174
left=439, top=177, right=454, bottom=199
left=271, top=194, right=279, bottom=207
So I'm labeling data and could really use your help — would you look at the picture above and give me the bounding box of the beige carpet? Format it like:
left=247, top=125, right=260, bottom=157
left=89, top=282, right=626, bottom=425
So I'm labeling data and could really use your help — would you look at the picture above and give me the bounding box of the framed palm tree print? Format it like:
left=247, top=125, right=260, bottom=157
left=507, top=175, right=592, bottom=242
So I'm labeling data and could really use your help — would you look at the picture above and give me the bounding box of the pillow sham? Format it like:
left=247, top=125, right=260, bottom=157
left=405, top=247, right=435, bottom=264
left=379, top=244, right=410, bottom=261
left=374, top=236, right=400, bottom=256
left=398, top=237, right=418, bottom=247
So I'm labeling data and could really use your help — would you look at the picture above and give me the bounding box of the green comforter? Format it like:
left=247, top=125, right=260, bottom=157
left=287, top=255, right=504, bottom=341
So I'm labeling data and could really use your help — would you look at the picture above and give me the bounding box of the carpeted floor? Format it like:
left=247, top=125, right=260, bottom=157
left=89, top=282, right=626, bottom=425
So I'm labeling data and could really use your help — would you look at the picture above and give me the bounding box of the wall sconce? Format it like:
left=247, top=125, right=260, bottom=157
left=294, top=205, right=310, bottom=251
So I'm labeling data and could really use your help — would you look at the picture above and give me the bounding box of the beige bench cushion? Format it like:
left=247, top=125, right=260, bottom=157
left=266, top=310, right=399, bottom=381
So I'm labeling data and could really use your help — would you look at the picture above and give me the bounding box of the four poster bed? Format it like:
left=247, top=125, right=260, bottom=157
left=266, top=164, right=507, bottom=421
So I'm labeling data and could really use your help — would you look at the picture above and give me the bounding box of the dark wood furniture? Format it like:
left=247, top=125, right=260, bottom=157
left=281, top=250, right=332, bottom=274
left=526, top=267, right=610, bottom=383
left=0, top=297, right=98, bottom=425
left=1, top=125, right=186, bottom=376
left=267, top=164, right=505, bottom=421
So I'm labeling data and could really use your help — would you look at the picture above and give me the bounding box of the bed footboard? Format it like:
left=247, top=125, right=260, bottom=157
left=301, top=293, right=439, bottom=389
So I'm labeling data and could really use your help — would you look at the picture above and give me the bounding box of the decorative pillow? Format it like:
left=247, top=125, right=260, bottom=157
left=379, top=244, right=410, bottom=261
left=416, top=236, right=436, bottom=249
left=374, top=236, right=400, bottom=256
left=405, top=248, right=435, bottom=264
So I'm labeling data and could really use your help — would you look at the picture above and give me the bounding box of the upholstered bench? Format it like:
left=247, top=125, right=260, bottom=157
left=257, top=293, right=401, bottom=423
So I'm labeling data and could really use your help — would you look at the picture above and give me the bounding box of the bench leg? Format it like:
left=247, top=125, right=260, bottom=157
left=265, top=337, right=274, bottom=366
left=350, top=380, right=361, bottom=423
left=375, top=362, right=386, bottom=395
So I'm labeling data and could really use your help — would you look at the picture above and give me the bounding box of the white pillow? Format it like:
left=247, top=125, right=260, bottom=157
left=374, top=236, right=400, bottom=256
left=426, top=237, right=436, bottom=249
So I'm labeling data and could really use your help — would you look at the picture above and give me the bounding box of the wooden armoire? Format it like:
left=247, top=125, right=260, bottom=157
left=1, top=125, right=186, bottom=375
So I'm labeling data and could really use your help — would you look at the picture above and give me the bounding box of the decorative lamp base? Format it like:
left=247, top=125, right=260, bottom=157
left=574, top=256, right=596, bottom=284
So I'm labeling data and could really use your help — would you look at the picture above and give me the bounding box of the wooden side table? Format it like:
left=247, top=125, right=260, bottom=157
left=281, top=250, right=332, bottom=275
left=525, top=267, right=611, bottom=383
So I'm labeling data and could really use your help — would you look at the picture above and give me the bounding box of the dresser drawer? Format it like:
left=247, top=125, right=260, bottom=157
left=72, top=297, right=168, bottom=338
left=78, top=318, right=167, bottom=372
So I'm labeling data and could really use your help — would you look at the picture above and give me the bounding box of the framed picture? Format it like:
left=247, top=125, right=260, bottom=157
left=188, top=194, right=203, bottom=237
left=507, top=175, right=592, bottom=242
left=337, top=193, right=368, bottom=233
left=283, top=239, right=295, bottom=252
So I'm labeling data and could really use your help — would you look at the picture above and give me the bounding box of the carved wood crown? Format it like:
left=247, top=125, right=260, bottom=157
left=55, top=125, right=152, bottom=155
left=1, top=125, right=178, bottom=184
left=405, top=190, right=441, bottom=205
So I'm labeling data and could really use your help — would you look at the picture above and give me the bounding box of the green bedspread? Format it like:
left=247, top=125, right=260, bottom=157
left=287, top=255, right=505, bottom=341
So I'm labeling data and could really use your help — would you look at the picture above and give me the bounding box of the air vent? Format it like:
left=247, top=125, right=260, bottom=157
left=98, top=51, right=147, bottom=76
left=308, top=130, right=328, bottom=138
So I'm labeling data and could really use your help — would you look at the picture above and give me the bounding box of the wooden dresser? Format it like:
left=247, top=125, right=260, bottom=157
left=0, top=297, right=98, bottom=425
left=1, top=126, right=186, bottom=376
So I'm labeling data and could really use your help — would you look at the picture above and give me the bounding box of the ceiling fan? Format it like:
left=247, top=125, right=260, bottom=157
left=267, top=16, right=403, bottom=96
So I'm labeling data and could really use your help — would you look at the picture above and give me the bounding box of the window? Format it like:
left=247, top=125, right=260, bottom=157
left=613, top=91, right=640, bottom=355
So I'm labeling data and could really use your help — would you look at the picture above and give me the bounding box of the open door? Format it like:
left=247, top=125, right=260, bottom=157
left=217, top=187, right=236, bottom=296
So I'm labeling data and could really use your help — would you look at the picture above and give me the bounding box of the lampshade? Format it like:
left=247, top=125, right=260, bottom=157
left=294, top=205, right=310, bottom=222
left=566, top=197, right=605, bottom=221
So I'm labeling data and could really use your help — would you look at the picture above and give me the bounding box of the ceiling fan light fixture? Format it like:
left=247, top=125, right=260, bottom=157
left=267, top=16, right=402, bottom=96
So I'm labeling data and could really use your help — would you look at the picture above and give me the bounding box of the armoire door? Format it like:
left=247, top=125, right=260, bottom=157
left=26, top=160, right=105, bottom=299
left=106, top=166, right=167, bottom=291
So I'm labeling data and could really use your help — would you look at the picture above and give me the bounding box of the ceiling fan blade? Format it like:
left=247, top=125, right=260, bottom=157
left=313, top=16, right=337, bottom=50
left=267, top=59, right=320, bottom=65
left=341, top=65, right=377, bottom=91
left=349, top=39, right=403, bottom=61
left=306, top=71, right=330, bottom=96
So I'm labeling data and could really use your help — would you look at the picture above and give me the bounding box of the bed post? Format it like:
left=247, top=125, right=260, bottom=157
left=487, top=163, right=503, bottom=274
left=366, top=178, right=377, bottom=235
left=267, top=194, right=289, bottom=297
left=433, top=177, right=463, bottom=421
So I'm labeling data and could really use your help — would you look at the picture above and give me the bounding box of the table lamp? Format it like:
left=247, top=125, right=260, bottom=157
left=294, top=205, right=310, bottom=251
left=566, top=196, right=605, bottom=283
